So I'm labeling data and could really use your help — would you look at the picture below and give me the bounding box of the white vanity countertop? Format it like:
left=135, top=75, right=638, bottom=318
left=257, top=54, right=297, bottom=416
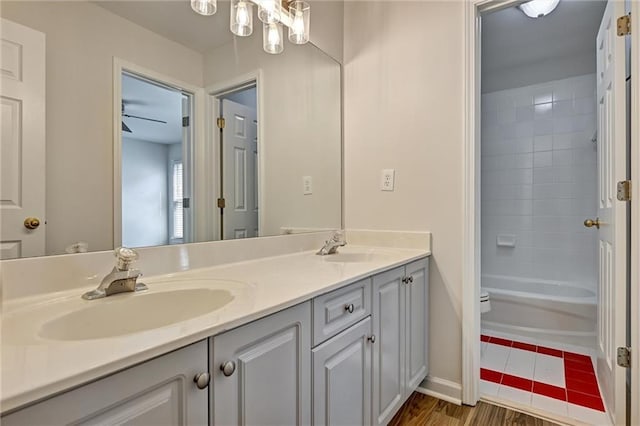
left=1, top=245, right=429, bottom=413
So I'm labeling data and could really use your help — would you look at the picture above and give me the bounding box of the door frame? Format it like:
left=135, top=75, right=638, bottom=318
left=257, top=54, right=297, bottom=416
left=205, top=70, right=265, bottom=241
left=112, top=58, right=205, bottom=247
left=462, top=3, right=638, bottom=424
left=630, top=3, right=640, bottom=424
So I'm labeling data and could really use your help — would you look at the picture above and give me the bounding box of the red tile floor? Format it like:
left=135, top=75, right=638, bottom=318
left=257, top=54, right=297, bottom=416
left=480, top=333, right=611, bottom=424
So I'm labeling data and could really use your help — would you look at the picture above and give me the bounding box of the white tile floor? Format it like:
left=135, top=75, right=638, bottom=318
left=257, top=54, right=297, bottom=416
left=480, top=330, right=612, bottom=426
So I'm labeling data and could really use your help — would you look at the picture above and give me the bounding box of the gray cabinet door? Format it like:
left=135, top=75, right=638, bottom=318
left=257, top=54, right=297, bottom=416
left=371, top=266, right=405, bottom=426
left=212, top=302, right=311, bottom=426
left=2, top=341, right=209, bottom=426
left=312, top=317, right=372, bottom=426
left=405, top=258, right=429, bottom=394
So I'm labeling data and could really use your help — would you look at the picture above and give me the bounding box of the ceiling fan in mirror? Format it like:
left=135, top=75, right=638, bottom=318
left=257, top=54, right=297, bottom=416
left=190, top=0, right=310, bottom=55
left=121, top=101, right=167, bottom=134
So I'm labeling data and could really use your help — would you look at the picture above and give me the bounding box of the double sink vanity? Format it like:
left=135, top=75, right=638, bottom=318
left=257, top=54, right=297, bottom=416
left=1, top=232, right=431, bottom=425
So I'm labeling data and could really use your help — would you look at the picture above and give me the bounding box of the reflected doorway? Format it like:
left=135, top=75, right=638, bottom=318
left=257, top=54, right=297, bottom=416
left=217, top=85, right=259, bottom=240
left=120, top=72, right=193, bottom=248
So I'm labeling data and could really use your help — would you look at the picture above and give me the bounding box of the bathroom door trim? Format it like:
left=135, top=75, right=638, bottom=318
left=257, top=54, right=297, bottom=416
left=112, top=58, right=205, bottom=247
left=461, top=0, right=524, bottom=407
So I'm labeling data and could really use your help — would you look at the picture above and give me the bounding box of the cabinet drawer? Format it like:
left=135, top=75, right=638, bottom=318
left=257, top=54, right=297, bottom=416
left=312, top=278, right=371, bottom=346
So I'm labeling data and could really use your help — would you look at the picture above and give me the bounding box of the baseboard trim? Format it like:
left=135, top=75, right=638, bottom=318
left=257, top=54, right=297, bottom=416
left=416, top=376, right=462, bottom=405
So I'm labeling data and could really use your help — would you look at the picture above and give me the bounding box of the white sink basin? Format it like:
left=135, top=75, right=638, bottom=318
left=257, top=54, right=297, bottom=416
left=38, top=283, right=236, bottom=341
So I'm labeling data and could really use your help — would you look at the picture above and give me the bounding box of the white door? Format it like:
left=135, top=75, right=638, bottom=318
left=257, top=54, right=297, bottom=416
left=221, top=99, right=258, bottom=240
left=0, top=19, right=45, bottom=259
left=595, top=2, right=628, bottom=423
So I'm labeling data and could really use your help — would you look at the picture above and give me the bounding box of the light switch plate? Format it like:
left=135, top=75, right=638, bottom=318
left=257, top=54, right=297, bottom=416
left=381, top=169, right=395, bottom=191
left=303, top=176, right=313, bottom=195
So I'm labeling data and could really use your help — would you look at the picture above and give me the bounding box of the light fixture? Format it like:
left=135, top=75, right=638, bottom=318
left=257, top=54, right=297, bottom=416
left=231, top=0, right=253, bottom=36
left=191, top=0, right=310, bottom=54
left=519, top=0, right=560, bottom=18
left=288, top=1, right=309, bottom=45
left=191, top=0, right=217, bottom=16
left=258, top=0, right=281, bottom=24
left=263, top=22, right=284, bottom=54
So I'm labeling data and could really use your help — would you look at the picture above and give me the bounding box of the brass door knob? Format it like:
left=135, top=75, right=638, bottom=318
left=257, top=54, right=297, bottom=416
left=584, top=218, right=600, bottom=229
left=24, top=217, right=41, bottom=230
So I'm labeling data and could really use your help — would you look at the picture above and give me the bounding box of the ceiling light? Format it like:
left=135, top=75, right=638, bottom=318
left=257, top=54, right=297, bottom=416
left=192, top=0, right=310, bottom=54
left=519, top=0, right=560, bottom=18
left=191, top=0, right=217, bottom=16
left=231, top=0, right=253, bottom=36
left=288, top=1, right=310, bottom=45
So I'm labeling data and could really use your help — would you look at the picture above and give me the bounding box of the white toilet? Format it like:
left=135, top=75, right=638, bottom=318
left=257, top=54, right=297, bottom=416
left=480, top=290, right=491, bottom=314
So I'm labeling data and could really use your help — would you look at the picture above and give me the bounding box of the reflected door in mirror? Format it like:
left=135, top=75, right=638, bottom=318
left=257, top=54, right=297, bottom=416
left=0, top=19, right=46, bottom=259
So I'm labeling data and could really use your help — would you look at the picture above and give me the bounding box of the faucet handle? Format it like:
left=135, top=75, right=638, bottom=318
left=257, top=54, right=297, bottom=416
left=114, top=247, right=139, bottom=270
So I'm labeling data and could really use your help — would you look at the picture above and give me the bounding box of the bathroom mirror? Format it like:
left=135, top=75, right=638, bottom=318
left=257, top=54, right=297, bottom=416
left=0, top=0, right=342, bottom=259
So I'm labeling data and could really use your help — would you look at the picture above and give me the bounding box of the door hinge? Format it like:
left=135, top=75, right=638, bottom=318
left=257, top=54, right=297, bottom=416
left=617, top=346, right=631, bottom=368
left=217, top=117, right=225, bottom=129
left=217, top=198, right=226, bottom=209
left=617, top=180, right=631, bottom=201
left=182, top=197, right=190, bottom=208
left=182, top=116, right=190, bottom=127
left=617, top=14, right=631, bottom=36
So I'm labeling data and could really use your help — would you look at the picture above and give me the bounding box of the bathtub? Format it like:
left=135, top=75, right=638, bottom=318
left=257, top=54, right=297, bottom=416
left=481, top=274, right=597, bottom=348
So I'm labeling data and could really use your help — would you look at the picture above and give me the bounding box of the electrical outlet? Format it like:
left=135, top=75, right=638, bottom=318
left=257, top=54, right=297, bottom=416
left=303, top=176, right=313, bottom=195
left=380, top=169, right=395, bottom=191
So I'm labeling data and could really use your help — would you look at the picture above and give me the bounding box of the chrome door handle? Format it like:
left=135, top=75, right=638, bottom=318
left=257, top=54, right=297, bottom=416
left=194, top=372, right=210, bottom=389
left=220, top=360, right=236, bottom=377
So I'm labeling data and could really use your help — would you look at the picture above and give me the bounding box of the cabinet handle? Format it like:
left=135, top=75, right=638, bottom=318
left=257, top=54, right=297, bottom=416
left=194, top=372, right=210, bottom=389
left=368, top=335, right=376, bottom=343
left=401, top=277, right=409, bottom=284
left=220, top=360, right=236, bottom=377
left=344, top=303, right=355, bottom=313
left=408, top=276, right=414, bottom=283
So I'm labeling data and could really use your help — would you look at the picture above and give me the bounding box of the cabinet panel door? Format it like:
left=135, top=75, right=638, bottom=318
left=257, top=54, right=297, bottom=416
left=405, top=258, right=429, bottom=394
left=2, top=341, right=208, bottom=426
left=312, top=317, right=372, bottom=426
left=212, top=302, right=311, bottom=426
left=371, top=266, right=405, bottom=426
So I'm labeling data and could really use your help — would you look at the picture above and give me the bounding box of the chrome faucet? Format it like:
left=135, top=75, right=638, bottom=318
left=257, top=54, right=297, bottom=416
left=316, top=231, right=347, bottom=255
left=82, top=247, right=148, bottom=300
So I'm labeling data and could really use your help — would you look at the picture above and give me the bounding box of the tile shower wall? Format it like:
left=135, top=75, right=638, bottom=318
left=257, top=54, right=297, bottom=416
left=481, top=74, right=598, bottom=289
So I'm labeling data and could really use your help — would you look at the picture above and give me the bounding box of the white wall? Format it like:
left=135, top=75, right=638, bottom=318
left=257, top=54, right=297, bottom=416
left=122, top=138, right=169, bottom=248
left=205, top=35, right=342, bottom=237
left=481, top=74, right=598, bottom=288
left=344, top=1, right=465, bottom=392
left=1, top=1, right=204, bottom=255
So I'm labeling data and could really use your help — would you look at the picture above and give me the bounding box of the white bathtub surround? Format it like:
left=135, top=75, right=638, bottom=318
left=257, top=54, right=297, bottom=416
left=481, top=275, right=597, bottom=348
left=481, top=73, right=598, bottom=290
left=1, top=231, right=430, bottom=413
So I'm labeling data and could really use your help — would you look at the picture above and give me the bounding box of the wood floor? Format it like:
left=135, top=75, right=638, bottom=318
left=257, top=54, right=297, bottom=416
left=388, top=393, right=560, bottom=426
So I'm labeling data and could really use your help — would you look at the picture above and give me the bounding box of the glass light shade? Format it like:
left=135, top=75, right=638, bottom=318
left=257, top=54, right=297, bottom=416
left=191, top=0, right=217, bottom=15
left=231, top=0, right=253, bottom=36
left=288, top=1, right=310, bottom=45
left=519, top=0, right=560, bottom=18
left=263, top=22, right=283, bottom=54
left=258, top=0, right=280, bottom=24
